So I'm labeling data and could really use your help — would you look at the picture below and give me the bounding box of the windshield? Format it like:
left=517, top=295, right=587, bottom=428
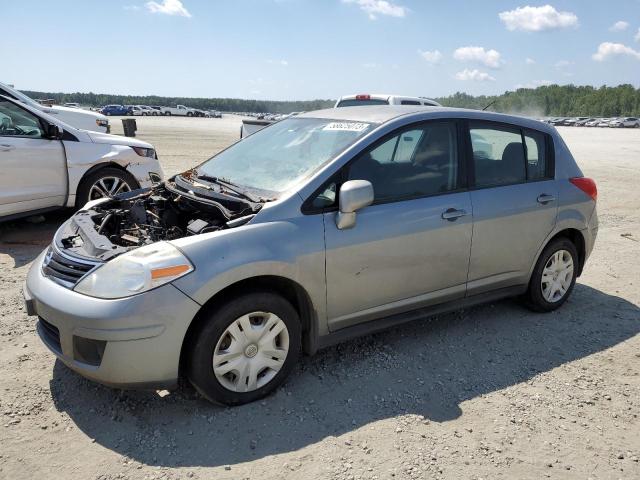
left=0, top=84, right=39, bottom=108
left=196, top=118, right=373, bottom=193
left=337, top=98, right=389, bottom=107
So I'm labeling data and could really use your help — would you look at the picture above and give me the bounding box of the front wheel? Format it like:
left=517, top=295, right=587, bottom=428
left=187, top=292, right=301, bottom=406
left=75, top=167, right=139, bottom=209
left=524, top=238, right=578, bottom=312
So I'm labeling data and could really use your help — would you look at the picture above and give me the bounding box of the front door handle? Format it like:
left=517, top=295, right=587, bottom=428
left=0, top=144, right=15, bottom=152
left=441, top=208, right=468, bottom=221
left=537, top=194, right=556, bottom=205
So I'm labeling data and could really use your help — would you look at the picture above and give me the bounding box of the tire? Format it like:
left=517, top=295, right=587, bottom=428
left=75, top=167, right=140, bottom=209
left=524, top=238, right=578, bottom=312
left=187, top=112, right=193, bottom=117
left=166, top=112, right=171, bottom=116
left=105, top=112, right=111, bottom=116
left=187, top=291, right=301, bottom=406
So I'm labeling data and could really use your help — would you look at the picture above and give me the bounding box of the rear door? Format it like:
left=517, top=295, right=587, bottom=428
left=465, top=121, right=558, bottom=294
left=0, top=99, right=66, bottom=217
left=322, top=120, right=473, bottom=330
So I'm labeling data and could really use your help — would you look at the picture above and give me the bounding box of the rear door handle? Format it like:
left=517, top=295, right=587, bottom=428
left=537, top=194, right=556, bottom=205
left=441, top=208, right=468, bottom=221
left=0, top=144, right=15, bottom=152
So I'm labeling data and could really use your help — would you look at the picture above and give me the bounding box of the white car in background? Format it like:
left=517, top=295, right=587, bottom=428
left=335, top=93, right=441, bottom=107
left=609, top=117, right=640, bottom=128
left=0, top=95, right=163, bottom=220
left=138, top=105, right=157, bottom=116
left=0, top=81, right=109, bottom=133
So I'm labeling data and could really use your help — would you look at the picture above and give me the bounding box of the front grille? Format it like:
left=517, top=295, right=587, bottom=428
left=42, top=247, right=98, bottom=288
left=38, top=318, right=62, bottom=354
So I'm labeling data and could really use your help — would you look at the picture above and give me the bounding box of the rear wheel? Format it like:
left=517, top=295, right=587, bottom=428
left=75, top=167, right=139, bottom=209
left=187, top=292, right=301, bottom=406
left=524, top=238, right=578, bottom=312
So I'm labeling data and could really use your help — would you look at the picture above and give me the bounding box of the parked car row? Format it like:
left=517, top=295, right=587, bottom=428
left=543, top=116, right=640, bottom=128
left=99, top=104, right=223, bottom=118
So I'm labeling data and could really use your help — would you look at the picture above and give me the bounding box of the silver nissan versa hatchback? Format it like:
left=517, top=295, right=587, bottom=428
left=24, top=106, right=598, bottom=405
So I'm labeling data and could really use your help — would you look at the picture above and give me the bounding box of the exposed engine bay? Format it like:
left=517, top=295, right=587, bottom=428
left=57, top=174, right=263, bottom=261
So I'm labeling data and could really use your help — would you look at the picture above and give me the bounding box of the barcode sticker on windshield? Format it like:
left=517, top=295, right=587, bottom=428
left=323, top=122, right=369, bottom=132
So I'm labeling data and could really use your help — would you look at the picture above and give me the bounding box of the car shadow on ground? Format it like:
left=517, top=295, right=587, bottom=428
left=49, top=284, right=639, bottom=468
left=0, top=211, right=71, bottom=268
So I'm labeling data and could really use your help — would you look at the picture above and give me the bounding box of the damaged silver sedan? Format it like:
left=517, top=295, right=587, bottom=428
left=24, top=106, right=597, bottom=405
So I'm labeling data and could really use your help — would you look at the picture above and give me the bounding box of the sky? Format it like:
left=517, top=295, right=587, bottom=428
left=2, top=0, right=640, bottom=100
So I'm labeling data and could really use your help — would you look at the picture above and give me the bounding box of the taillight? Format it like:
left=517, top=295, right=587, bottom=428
left=355, top=94, right=371, bottom=100
left=570, top=177, right=597, bottom=201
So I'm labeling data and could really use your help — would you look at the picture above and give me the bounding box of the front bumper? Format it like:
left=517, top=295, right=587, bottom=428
left=24, top=250, right=201, bottom=389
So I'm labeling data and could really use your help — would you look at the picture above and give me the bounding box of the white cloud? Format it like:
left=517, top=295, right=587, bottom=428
left=418, top=49, right=442, bottom=64
left=342, top=0, right=407, bottom=20
left=610, top=21, right=629, bottom=32
left=124, top=5, right=140, bottom=11
left=635, top=28, right=640, bottom=43
left=499, top=5, right=578, bottom=32
left=455, top=69, right=495, bottom=82
left=592, top=42, right=640, bottom=61
left=525, top=57, right=536, bottom=65
left=453, top=46, right=502, bottom=69
left=362, top=62, right=381, bottom=68
left=267, top=59, right=289, bottom=66
left=145, top=0, right=191, bottom=17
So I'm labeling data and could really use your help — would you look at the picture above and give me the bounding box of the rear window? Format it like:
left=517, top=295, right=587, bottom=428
left=336, top=99, right=389, bottom=107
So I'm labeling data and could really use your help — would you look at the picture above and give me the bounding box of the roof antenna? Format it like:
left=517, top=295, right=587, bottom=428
left=482, top=100, right=497, bottom=111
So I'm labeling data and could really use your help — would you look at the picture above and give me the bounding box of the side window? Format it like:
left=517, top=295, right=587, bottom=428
left=0, top=100, right=44, bottom=138
left=524, top=130, right=548, bottom=180
left=348, top=121, right=459, bottom=202
left=470, top=123, right=525, bottom=187
left=400, top=100, right=421, bottom=105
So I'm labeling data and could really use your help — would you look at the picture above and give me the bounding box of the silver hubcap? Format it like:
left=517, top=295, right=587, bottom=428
left=213, top=312, right=289, bottom=393
left=88, top=176, right=131, bottom=200
left=541, top=249, right=574, bottom=303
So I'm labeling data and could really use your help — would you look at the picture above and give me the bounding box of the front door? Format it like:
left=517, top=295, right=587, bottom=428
left=323, top=120, right=472, bottom=331
left=0, top=99, right=66, bottom=217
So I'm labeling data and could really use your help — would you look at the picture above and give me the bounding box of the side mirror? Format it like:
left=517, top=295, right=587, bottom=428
left=335, top=180, right=374, bottom=230
left=46, top=123, right=63, bottom=139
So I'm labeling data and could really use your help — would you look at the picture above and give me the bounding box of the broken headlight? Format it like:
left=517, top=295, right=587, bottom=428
left=74, top=242, right=193, bottom=299
left=132, top=146, right=156, bottom=158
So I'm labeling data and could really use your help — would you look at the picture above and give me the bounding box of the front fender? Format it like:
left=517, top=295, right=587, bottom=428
left=170, top=215, right=327, bottom=332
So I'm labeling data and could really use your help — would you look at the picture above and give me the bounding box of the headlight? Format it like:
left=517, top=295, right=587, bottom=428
left=96, top=119, right=109, bottom=127
left=132, top=146, right=156, bottom=158
left=74, top=242, right=193, bottom=299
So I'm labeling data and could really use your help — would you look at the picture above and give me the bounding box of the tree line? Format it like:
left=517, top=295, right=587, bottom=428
left=435, top=84, right=640, bottom=117
left=22, top=84, right=640, bottom=116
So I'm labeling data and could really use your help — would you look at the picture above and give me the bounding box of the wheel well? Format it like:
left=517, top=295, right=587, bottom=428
left=546, top=228, right=586, bottom=276
left=179, top=276, right=316, bottom=374
left=78, top=162, right=140, bottom=190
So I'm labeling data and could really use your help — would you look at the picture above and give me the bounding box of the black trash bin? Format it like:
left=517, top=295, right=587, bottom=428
left=122, top=118, right=137, bottom=137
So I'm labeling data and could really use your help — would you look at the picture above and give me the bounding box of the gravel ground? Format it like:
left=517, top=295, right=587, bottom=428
left=0, top=117, right=639, bottom=480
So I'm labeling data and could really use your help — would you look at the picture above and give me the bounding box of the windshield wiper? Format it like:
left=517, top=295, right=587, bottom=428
left=195, top=174, right=261, bottom=203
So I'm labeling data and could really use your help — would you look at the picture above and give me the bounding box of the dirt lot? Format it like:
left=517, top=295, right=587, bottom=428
left=1, top=117, right=639, bottom=480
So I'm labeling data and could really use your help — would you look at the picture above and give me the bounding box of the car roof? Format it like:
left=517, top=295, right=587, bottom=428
left=297, top=105, right=555, bottom=134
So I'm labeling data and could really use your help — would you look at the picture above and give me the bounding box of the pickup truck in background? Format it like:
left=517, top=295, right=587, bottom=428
left=239, top=93, right=442, bottom=138
left=161, top=105, right=202, bottom=117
